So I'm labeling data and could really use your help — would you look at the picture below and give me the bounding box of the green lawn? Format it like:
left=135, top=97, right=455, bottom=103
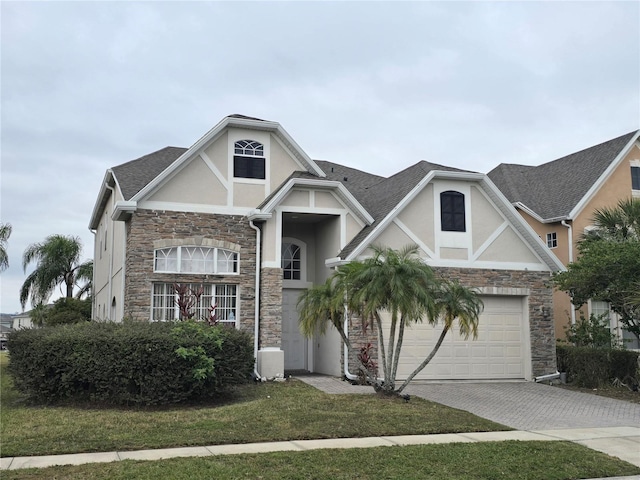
left=5, top=441, right=640, bottom=480
left=3, top=352, right=640, bottom=480
left=1, top=352, right=504, bottom=457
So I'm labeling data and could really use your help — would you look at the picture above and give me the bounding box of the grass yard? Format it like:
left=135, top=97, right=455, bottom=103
left=4, top=441, right=640, bottom=480
left=1, top=353, right=504, bottom=457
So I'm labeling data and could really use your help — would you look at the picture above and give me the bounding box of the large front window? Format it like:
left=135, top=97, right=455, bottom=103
left=152, top=283, right=237, bottom=324
left=154, top=246, right=238, bottom=274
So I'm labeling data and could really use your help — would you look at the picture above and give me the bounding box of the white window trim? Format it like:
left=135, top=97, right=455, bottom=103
left=150, top=282, right=239, bottom=326
left=154, top=246, right=239, bottom=275
left=546, top=232, right=558, bottom=249
left=282, top=237, right=308, bottom=288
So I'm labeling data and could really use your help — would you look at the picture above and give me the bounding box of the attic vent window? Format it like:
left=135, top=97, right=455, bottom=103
left=440, top=191, right=466, bottom=232
left=234, top=140, right=265, bottom=179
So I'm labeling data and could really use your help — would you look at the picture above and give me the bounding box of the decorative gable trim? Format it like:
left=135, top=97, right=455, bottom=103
left=131, top=116, right=326, bottom=203
left=345, top=170, right=484, bottom=261
left=343, top=170, right=565, bottom=272
left=256, top=177, right=373, bottom=225
left=568, top=132, right=640, bottom=220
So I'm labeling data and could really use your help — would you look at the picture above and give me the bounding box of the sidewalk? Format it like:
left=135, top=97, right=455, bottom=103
left=2, top=426, right=639, bottom=472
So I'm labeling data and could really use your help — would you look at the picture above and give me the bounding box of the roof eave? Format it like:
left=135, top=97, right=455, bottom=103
left=88, top=170, right=116, bottom=230
left=568, top=132, right=640, bottom=220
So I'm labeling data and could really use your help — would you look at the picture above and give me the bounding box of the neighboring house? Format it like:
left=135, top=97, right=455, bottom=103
left=89, top=114, right=564, bottom=381
left=489, top=131, right=640, bottom=349
left=11, top=311, right=33, bottom=330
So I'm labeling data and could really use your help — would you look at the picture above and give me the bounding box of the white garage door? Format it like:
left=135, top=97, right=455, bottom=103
left=381, top=296, right=526, bottom=380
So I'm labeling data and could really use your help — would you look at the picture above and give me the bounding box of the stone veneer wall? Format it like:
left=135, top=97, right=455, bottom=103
left=260, top=267, right=283, bottom=348
left=345, top=268, right=556, bottom=379
left=124, top=210, right=256, bottom=337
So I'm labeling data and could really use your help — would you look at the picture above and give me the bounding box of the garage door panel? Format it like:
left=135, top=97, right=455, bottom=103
left=380, top=296, right=526, bottom=380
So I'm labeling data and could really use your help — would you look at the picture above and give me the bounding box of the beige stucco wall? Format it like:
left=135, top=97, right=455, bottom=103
left=270, top=135, right=303, bottom=191
left=93, top=187, right=127, bottom=321
left=315, top=191, right=342, bottom=209
left=203, top=131, right=228, bottom=178
left=148, top=155, right=227, bottom=205
left=345, top=213, right=362, bottom=245
left=470, top=186, right=504, bottom=252
left=476, top=226, right=541, bottom=264
left=280, top=190, right=310, bottom=208
left=233, top=182, right=265, bottom=208
left=373, top=221, right=415, bottom=252
left=397, top=184, right=435, bottom=252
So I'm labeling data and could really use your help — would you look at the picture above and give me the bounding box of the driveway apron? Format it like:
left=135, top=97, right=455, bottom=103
left=403, top=381, right=640, bottom=431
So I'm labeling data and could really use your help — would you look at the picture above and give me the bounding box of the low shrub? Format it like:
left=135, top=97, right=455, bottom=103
left=556, top=345, right=639, bottom=388
left=7, top=321, right=254, bottom=405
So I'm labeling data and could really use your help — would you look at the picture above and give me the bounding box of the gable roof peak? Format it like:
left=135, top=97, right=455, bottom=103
left=226, top=114, right=270, bottom=122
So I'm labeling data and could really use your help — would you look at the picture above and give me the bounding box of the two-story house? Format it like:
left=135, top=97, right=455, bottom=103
left=489, top=131, right=640, bottom=348
left=90, top=114, right=564, bottom=381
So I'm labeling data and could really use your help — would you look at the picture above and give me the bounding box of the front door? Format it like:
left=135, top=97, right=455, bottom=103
left=282, top=288, right=306, bottom=371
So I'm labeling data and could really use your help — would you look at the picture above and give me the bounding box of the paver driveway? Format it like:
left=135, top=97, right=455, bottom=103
left=403, top=381, right=640, bottom=430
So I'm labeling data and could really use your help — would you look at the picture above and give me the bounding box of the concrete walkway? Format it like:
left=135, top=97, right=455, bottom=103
left=2, top=426, right=639, bottom=473
left=1, top=376, right=639, bottom=477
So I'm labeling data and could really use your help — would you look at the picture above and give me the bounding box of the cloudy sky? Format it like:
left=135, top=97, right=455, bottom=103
left=1, top=1, right=638, bottom=314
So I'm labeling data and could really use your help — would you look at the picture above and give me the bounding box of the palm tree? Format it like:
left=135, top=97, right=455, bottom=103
left=20, top=234, right=93, bottom=310
left=582, top=198, right=640, bottom=242
left=0, top=223, right=12, bottom=272
left=298, top=245, right=483, bottom=395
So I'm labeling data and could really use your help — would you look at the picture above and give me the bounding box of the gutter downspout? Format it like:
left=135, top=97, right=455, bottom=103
left=561, top=220, right=576, bottom=325
left=249, top=220, right=261, bottom=378
left=105, top=184, right=116, bottom=321
left=88, top=227, right=96, bottom=319
left=343, top=308, right=358, bottom=381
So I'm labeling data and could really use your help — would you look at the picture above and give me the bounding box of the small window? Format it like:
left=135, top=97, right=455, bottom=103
left=282, top=242, right=301, bottom=280
left=234, top=140, right=265, bottom=179
left=546, top=232, right=558, bottom=249
left=154, top=246, right=238, bottom=274
left=632, top=166, right=640, bottom=190
left=440, top=191, right=466, bottom=232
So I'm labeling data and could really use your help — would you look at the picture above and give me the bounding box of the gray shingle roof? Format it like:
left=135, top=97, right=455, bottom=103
left=112, top=146, right=187, bottom=200
left=488, top=131, right=638, bottom=221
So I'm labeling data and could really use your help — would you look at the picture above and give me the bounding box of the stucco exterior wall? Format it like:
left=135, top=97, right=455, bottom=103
left=147, top=156, right=227, bottom=205
left=93, top=187, right=127, bottom=321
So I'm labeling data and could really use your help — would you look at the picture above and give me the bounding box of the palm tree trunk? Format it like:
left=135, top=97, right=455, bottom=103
left=66, top=273, right=74, bottom=298
left=396, top=324, right=450, bottom=394
left=374, top=312, right=387, bottom=382
left=391, top=315, right=406, bottom=384
left=385, top=311, right=398, bottom=392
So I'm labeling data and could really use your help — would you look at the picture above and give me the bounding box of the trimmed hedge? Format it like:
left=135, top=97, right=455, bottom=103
left=7, top=321, right=254, bottom=405
left=556, top=345, right=639, bottom=388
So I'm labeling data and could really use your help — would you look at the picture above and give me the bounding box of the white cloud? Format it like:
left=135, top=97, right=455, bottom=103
left=1, top=0, right=638, bottom=313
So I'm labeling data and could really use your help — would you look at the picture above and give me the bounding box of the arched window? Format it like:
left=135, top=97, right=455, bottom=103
left=440, top=191, right=466, bottom=232
left=154, top=246, right=238, bottom=274
left=282, top=242, right=302, bottom=280
left=234, top=140, right=265, bottom=179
